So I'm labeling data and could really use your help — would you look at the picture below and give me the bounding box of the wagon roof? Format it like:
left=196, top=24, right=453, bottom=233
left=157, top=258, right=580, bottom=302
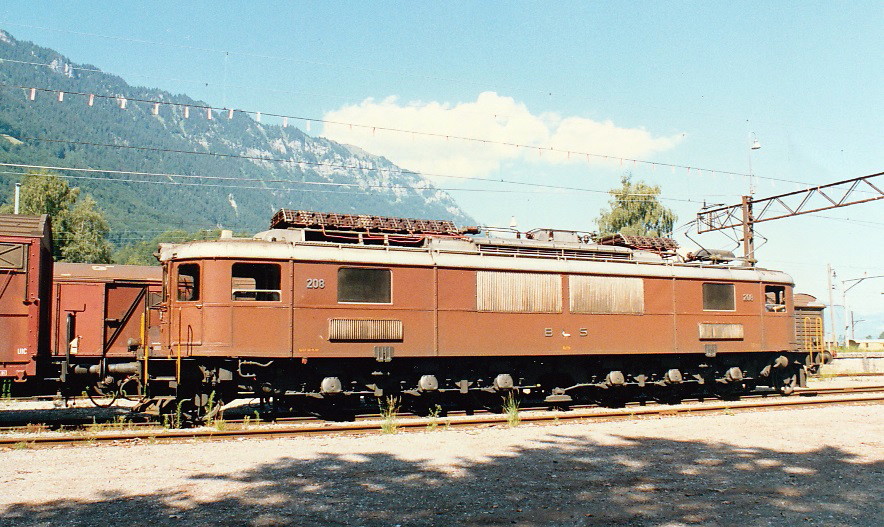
left=54, top=262, right=162, bottom=283
left=0, top=213, right=50, bottom=238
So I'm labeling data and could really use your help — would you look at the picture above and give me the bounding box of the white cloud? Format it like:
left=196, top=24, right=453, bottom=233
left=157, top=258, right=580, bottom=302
left=321, top=92, right=683, bottom=180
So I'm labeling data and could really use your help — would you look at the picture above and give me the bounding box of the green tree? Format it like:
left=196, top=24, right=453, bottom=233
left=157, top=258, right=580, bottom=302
left=61, top=195, right=112, bottom=263
left=596, top=174, right=676, bottom=237
left=0, top=172, right=113, bottom=263
left=113, top=229, right=223, bottom=265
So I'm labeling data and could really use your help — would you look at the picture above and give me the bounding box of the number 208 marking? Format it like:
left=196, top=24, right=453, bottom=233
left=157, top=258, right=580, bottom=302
left=306, top=278, right=325, bottom=289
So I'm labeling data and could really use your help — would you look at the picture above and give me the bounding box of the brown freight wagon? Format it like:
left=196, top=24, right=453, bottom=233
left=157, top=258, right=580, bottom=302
left=794, top=293, right=828, bottom=365
left=0, top=211, right=163, bottom=396
left=0, top=214, right=52, bottom=388
left=51, top=263, right=162, bottom=397
left=141, top=211, right=809, bottom=418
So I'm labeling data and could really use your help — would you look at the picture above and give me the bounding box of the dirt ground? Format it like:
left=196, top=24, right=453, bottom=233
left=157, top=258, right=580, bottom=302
left=0, top=401, right=881, bottom=527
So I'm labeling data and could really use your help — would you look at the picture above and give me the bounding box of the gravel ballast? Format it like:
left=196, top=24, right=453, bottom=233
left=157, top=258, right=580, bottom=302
left=1, top=403, right=881, bottom=527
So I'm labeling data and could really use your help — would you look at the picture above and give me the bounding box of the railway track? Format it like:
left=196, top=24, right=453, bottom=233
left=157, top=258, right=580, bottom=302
left=1, top=386, right=882, bottom=448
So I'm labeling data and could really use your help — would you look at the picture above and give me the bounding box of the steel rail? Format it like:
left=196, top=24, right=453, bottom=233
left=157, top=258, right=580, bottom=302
left=2, top=390, right=882, bottom=448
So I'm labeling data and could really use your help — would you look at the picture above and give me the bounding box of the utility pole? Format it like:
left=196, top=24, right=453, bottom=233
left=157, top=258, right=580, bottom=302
left=741, top=196, right=755, bottom=266
left=826, top=264, right=836, bottom=348
left=841, top=274, right=884, bottom=345
left=13, top=182, right=21, bottom=214
left=842, top=285, right=849, bottom=347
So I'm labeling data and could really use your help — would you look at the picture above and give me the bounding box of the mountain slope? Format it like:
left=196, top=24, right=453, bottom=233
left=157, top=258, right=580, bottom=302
left=0, top=29, right=473, bottom=244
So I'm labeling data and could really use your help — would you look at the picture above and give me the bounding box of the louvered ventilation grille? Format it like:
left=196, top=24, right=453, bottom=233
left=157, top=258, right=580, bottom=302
left=477, top=244, right=631, bottom=261
left=698, top=323, right=744, bottom=340
left=477, top=271, right=562, bottom=313
left=329, top=319, right=403, bottom=341
left=570, top=276, right=644, bottom=314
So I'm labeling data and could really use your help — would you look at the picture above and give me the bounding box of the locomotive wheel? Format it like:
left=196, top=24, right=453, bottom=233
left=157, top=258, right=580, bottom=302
left=195, top=390, right=226, bottom=423
left=598, top=388, right=632, bottom=408
left=322, top=401, right=357, bottom=422
left=168, top=391, right=224, bottom=427
left=775, top=369, right=798, bottom=396
left=654, top=389, right=684, bottom=406
left=405, top=396, right=447, bottom=418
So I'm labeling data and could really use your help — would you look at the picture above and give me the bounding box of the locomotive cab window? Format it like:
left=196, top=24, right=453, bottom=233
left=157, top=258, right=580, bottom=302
left=232, top=263, right=281, bottom=301
left=765, top=285, right=786, bottom=312
left=338, top=268, right=391, bottom=304
left=702, top=283, right=735, bottom=311
left=177, top=264, right=200, bottom=302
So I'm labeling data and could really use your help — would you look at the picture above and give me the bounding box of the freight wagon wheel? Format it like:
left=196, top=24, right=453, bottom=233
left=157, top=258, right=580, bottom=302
left=87, top=380, right=120, bottom=408
left=118, top=376, right=144, bottom=402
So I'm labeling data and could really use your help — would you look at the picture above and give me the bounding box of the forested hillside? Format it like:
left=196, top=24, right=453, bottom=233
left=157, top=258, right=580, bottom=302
left=0, top=29, right=472, bottom=247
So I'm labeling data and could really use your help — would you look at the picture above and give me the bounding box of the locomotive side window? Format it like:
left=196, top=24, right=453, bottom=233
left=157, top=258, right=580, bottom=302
left=232, top=263, right=281, bottom=301
left=477, top=271, right=562, bottom=313
left=702, top=283, right=735, bottom=311
left=338, top=268, right=392, bottom=303
left=765, top=285, right=787, bottom=312
left=177, top=264, right=200, bottom=302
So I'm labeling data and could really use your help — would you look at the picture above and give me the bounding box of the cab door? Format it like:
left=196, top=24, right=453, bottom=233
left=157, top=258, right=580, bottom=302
left=228, top=261, right=291, bottom=356
left=172, top=262, right=203, bottom=354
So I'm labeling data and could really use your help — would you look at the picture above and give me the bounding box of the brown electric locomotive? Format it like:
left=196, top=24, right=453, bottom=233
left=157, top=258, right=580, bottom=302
left=140, top=210, right=808, bottom=418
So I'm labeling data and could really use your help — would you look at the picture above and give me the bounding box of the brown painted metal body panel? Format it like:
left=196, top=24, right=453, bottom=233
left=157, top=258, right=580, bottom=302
left=293, top=262, right=435, bottom=358
left=0, top=214, right=51, bottom=380
left=51, top=263, right=162, bottom=358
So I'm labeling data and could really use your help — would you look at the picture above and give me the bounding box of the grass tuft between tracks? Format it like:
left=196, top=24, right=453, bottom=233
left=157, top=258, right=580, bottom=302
left=380, top=396, right=400, bottom=434
left=504, top=392, right=521, bottom=427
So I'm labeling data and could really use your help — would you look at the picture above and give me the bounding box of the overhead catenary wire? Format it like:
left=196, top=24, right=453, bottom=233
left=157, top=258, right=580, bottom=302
left=4, top=91, right=879, bottom=228
left=0, top=163, right=709, bottom=203
left=5, top=82, right=865, bottom=195
left=12, top=135, right=741, bottom=201
left=4, top=82, right=754, bottom=180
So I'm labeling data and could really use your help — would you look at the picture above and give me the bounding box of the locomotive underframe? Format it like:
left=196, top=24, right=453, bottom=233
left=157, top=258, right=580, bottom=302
left=116, top=348, right=807, bottom=420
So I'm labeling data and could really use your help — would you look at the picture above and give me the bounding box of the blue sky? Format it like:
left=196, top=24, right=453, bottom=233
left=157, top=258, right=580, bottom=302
left=1, top=1, right=882, bottom=338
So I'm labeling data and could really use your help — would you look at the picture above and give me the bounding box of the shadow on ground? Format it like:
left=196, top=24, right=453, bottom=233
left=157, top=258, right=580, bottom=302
left=3, top=432, right=881, bottom=527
